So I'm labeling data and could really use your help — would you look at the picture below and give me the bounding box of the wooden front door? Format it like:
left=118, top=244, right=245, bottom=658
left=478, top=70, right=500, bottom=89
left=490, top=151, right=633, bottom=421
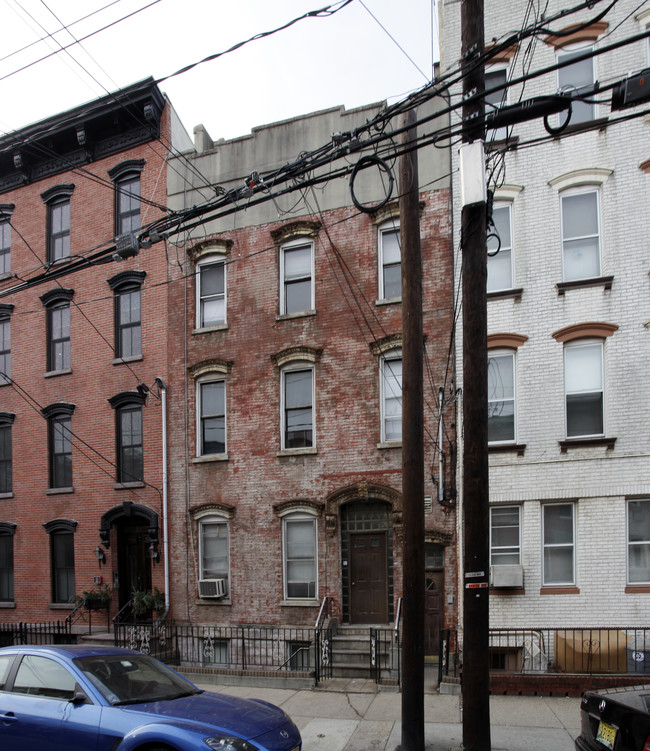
left=349, top=531, right=388, bottom=623
left=116, top=521, right=152, bottom=610
left=424, top=571, right=444, bottom=656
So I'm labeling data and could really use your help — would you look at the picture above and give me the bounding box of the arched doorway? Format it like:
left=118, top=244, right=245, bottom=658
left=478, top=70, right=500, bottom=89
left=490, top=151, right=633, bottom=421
left=99, top=502, right=159, bottom=610
left=341, top=500, right=393, bottom=624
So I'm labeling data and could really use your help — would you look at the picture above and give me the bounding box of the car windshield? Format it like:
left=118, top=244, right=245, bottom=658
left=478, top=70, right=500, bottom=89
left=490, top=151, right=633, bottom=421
left=74, top=653, right=200, bottom=706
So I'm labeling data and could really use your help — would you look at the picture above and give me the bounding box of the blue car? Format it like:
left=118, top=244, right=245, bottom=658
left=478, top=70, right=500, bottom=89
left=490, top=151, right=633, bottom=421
left=0, top=645, right=302, bottom=751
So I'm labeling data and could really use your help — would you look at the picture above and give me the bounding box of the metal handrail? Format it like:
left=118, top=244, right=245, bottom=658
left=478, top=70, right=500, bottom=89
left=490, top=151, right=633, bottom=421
left=395, top=596, right=402, bottom=631
left=314, top=596, right=331, bottom=629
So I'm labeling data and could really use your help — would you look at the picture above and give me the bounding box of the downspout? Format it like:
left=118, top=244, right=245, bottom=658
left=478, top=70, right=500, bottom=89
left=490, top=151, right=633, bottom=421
left=155, top=376, right=170, bottom=620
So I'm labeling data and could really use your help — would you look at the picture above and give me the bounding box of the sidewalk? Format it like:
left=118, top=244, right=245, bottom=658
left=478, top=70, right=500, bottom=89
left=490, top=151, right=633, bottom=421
left=192, top=671, right=582, bottom=751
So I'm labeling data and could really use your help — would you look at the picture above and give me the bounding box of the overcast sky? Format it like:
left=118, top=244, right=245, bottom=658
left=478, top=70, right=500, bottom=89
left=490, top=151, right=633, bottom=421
left=0, top=0, right=439, bottom=142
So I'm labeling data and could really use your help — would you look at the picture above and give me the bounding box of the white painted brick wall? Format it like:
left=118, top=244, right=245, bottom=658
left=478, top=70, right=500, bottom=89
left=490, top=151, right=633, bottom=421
left=442, top=0, right=650, bottom=627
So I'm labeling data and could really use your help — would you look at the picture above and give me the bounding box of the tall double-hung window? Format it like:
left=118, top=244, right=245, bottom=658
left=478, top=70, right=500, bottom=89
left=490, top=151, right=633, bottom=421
left=380, top=351, right=402, bottom=443
left=282, top=512, right=317, bottom=600
left=108, top=271, right=145, bottom=360
left=0, top=523, right=15, bottom=602
left=0, top=413, right=14, bottom=495
left=0, top=304, right=12, bottom=385
left=561, top=188, right=601, bottom=282
left=44, top=519, right=77, bottom=604
left=628, top=500, right=650, bottom=585
left=109, top=160, right=145, bottom=236
left=280, top=239, right=314, bottom=315
left=0, top=204, right=14, bottom=276
left=42, top=185, right=74, bottom=264
left=40, top=288, right=74, bottom=373
left=109, top=391, right=146, bottom=484
left=42, top=402, right=75, bottom=490
left=378, top=220, right=401, bottom=301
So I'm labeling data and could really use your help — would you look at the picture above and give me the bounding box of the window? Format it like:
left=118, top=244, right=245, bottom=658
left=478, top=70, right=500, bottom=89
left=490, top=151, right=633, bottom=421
left=557, top=44, right=595, bottom=124
left=45, top=519, right=77, bottom=604
left=487, top=203, right=513, bottom=291
left=0, top=315, right=10, bottom=385
left=283, top=513, right=317, bottom=599
left=281, top=240, right=314, bottom=315
left=197, top=257, right=226, bottom=328
left=485, top=68, right=509, bottom=141
left=198, top=379, right=226, bottom=455
left=564, top=340, right=604, bottom=438
left=0, top=205, right=12, bottom=276
left=488, top=351, right=515, bottom=443
left=287, top=641, right=312, bottom=671
left=109, top=272, right=145, bottom=359
left=0, top=415, right=13, bottom=494
left=542, top=503, right=575, bottom=585
left=109, top=160, right=145, bottom=236
left=282, top=366, right=314, bottom=450
left=378, top=221, right=401, bottom=300
left=561, top=188, right=601, bottom=281
left=199, top=518, right=229, bottom=594
left=380, top=352, right=402, bottom=442
left=490, top=506, right=521, bottom=565
left=627, top=500, right=650, bottom=584
left=0, top=524, right=15, bottom=602
left=109, top=392, right=145, bottom=483
left=41, top=289, right=74, bottom=373
left=13, top=655, right=77, bottom=700
left=49, top=414, right=72, bottom=489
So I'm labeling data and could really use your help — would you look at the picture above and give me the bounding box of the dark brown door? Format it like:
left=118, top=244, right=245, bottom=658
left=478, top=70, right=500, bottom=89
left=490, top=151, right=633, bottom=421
left=349, top=531, right=388, bottom=623
left=424, top=571, right=444, bottom=656
left=116, top=521, right=152, bottom=610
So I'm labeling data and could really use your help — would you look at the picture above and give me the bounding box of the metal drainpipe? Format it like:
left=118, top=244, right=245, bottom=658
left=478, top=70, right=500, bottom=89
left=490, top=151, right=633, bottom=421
left=155, top=377, right=170, bottom=619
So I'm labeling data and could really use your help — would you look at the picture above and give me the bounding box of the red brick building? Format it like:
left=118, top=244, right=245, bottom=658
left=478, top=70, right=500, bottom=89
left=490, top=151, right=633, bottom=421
left=0, top=79, right=189, bottom=624
left=166, top=101, right=457, bottom=655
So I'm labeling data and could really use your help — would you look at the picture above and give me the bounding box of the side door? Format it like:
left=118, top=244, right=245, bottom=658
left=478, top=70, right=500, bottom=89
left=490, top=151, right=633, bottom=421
left=0, top=654, right=101, bottom=751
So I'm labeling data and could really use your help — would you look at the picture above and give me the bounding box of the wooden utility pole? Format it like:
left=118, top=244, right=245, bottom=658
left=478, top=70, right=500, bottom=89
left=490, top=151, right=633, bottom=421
left=399, top=108, right=425, bottom=751
left=460, top=0, right=491, bottom=749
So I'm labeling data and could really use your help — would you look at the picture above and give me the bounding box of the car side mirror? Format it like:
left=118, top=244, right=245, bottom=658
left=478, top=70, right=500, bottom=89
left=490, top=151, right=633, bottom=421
left=70, top=691, right=89, bottom=705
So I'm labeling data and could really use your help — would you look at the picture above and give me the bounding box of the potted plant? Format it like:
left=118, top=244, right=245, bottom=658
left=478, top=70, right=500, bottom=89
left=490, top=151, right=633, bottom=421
left=131, top=587, right=165, bottom=617
left=77, top=584, right=113, bottom=610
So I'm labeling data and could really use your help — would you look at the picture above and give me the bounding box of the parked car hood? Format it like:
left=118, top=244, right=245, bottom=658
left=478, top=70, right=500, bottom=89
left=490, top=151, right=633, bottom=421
left=121, top=691, right=290, bottom=739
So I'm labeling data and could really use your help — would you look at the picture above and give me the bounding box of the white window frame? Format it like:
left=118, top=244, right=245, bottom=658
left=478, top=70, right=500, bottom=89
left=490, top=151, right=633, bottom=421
left=542, top=502, right=575, bottom=586
left=557, top=42, right=596, bottom=124
left=490, top=505, right=521, bottom=566
left=280, top=238, right=314, bottom=315
left=378, top=219, right=401, bottom=301
left=282, top=511, right=317, bottom=601
left=564, top=339, right=605, bottom=438
left=196, top=377, right=227, bottom=457
left=627, top=499, right=650, bottom=585
left=487, top=201, right=513, bottom=292
left=380, top=350, right=402, bottom=444
left=487, top=349, right=516, bottom=445
left=196, top=255, right=227, bottom=329
left=280, top=364, right=315, bottom=451
left=485, top=65, right=509, bottom=141
left=198, top=516, right=230, bottom=596
left=560, top=187, right=602, bottom=282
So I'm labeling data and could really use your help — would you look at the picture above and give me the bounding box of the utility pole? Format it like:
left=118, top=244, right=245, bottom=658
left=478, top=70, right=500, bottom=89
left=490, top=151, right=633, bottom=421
left=460, top=0, right=491, bottom=750
left=399, top=108, right=425, bottom=751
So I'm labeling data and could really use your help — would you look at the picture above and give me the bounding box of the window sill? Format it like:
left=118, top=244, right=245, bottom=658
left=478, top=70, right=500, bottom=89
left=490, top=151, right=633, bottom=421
left=377, top=441, right=401, bottom=449
left=556, top=276, right=613, bottom=295
left=491, top=587, right=525, bottom=595
left=625, top=585, right=650, bottom=594
left=192, top=454, right=229, bottom=464
left=45, top=486, right=74, bottom=495
left=0, top=379, right=10, bottom=387
left=489, top=443, right=526, bottom=456
left=375, top=296, right=401, bottom=306
left=0, top=272, right=11, bottom=282
left=112, top=354, right=143, bottom=365
left=276, top=310, right=316, bottom=322
left=487, top=288, right=523, bottom=302
left=552, top=117, right=609, bottom=136
left=44, top=368, right=72, bottom=378
left=277, top=447, right=317, bottom=457
left=0, top=601, right=15, bottom=608
left=540, top=586, right=580, bottom=595
left=280, top=599, right=320, bottom=607
left=0, top=492, right=13, bottom=499
left=49, top=603, right=73, bottom=610
left=192, top=323, right=228, bottom=335
left=485, top=135, right=520, bottom=151
left=113, top=481, right=145, bottom=490
left=559, top=436, right=616, bottom=453
left=196, top=598, right=232, bottom=606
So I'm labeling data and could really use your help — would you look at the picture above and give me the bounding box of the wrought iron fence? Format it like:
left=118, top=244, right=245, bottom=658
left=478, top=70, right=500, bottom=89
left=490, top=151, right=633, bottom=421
left=0, top=621, right=75, bottom=646
left=488, top=627, right=650, bottom=675
left=439, top=627, right=460, bottom=683
left=369, top=626, right=401, bottom=685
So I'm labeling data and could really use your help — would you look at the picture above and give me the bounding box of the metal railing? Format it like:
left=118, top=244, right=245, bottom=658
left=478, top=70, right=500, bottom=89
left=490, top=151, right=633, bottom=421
left=369, top=626, right=401, bottom=685
left=0, top=621, right=75, bottom=646
left=439, top=627, right=460, bottom=683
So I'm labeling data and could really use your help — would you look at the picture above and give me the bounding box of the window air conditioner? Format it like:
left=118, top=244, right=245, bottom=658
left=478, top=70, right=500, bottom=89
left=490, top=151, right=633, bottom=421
left=198, top=579, right=226, bottom=599
left=489, top=564, right=524, bottom=589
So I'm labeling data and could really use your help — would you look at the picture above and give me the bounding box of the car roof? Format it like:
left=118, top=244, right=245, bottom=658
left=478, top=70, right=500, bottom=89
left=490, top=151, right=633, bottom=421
left=0, top=645, right=141, bottom=660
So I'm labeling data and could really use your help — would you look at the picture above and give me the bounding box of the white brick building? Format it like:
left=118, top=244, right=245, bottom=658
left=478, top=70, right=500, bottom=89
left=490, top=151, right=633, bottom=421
left=441, top=0, right=650, bottom=630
